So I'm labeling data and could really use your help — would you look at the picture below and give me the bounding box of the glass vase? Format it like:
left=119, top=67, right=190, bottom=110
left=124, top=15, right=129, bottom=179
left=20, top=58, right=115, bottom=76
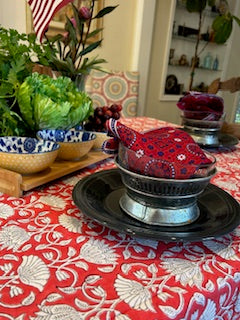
left=73, top=73, right=88, bottom=92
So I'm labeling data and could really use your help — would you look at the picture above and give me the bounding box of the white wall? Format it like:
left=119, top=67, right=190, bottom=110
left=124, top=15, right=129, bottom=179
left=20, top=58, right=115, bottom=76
left=144, top=0, right=182, bottom=124
left=0, top=0, right=27, bottom=33
left=89, top=0, right=138, bottom=71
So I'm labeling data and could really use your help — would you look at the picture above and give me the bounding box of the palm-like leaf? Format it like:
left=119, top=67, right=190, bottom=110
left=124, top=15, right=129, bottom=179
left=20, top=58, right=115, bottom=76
left=79, top=40, right=102, bottom=56
left=94, top=6, right=118, bottom=19
left=40, top=1, right=117, bottom=78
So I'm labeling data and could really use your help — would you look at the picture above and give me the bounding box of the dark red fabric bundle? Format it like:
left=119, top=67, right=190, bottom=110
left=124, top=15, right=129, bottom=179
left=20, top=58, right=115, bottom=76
left=177, top=91, right=224, bottom=120
left=102, top=119, right=212, bottom=179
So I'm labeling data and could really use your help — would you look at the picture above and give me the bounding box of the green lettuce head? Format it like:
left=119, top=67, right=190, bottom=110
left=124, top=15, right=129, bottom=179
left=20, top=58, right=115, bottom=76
left=17, top=72, right=93, bottom=131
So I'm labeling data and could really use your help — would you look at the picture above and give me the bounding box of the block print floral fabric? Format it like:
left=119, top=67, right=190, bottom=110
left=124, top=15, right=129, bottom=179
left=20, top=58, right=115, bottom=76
left=0, top=117, right=239, bottom=320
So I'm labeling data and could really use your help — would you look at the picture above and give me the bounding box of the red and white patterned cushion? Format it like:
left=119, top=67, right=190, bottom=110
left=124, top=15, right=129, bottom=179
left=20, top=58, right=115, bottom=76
left=88, top=70, right=139, bottom=117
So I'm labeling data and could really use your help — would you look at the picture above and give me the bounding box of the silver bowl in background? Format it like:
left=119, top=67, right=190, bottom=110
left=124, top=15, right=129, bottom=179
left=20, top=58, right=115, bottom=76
left=181, top=111, right=225, bottom=146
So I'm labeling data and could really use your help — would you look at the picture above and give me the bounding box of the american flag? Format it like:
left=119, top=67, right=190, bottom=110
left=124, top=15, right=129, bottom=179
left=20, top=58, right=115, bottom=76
left=26, top=0, right=73, bottom=42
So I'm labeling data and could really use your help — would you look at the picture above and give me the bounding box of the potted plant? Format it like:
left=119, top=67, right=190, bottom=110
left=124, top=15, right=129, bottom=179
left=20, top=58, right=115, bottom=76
left=39, top=1, right=118, bottom=91
left=0, top=27, right=56, bottom=136
left=0, top=1, right=118, bottom=137
left=0, top=27, right=94, bottom=137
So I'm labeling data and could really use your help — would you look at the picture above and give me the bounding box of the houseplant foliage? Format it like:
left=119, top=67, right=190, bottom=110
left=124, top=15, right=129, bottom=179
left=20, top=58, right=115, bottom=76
left=0, top=27, right=93, bottom=136
left=184, top=0, right=240, bottom=90
left=0, top=1, right=117, bottom=136
left=0, top=27, right=55, bottom=136
left=42, top=1, right=117, bottom=84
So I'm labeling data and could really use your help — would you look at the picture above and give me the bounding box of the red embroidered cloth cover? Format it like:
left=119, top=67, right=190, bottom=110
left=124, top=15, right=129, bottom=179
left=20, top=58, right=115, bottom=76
left=103, top=118, right=212, bottom=179
left=0, top=117, right=239, bottom=320
left=177, top=91, right=224, bottom=120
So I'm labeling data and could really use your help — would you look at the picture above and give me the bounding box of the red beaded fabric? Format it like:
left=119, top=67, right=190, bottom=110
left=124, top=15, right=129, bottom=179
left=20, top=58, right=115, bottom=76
left=102, top=119, right=212, bottom=179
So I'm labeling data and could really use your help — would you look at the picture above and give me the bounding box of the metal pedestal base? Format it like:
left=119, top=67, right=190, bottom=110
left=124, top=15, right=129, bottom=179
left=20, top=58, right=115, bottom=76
left=119, top=192, right=200, bottom=226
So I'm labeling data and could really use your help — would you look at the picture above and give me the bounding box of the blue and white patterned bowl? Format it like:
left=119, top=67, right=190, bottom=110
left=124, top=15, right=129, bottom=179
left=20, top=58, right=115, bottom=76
left=92, top=131, right=108, bottom=150
left=36, top=129, right=96, bottom=160
left=0, top=137, right=59, bottom=174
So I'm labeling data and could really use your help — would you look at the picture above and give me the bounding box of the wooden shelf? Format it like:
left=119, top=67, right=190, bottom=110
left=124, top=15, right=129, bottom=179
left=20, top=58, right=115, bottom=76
left=0, top=150, right=111, bottom=198
left=168, top=64, right=222, bottom=72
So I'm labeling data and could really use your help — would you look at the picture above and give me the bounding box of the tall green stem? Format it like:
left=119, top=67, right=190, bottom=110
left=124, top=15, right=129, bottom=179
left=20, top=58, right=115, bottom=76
left=76, top=0, right=95, bottom=71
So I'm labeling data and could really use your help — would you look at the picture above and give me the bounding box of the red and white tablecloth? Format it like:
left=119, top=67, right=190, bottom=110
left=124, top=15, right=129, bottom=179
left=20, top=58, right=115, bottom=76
left=0, top=117, right=240, bottom=320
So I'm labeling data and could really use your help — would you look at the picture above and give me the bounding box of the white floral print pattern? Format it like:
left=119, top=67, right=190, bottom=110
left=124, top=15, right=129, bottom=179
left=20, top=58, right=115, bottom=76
left=177, top=153, right=186, bottom=161
left=0, top=203, right=15, bottom=219
left=0, top=225, right=30, bottom=251
left=59, top=213, right=83, bottom=233
left=114, top=274, right=155, bottom=312
left=162, top=258, right=203, bottom=288
left=80, top=238, right=119, bottom=264
left=39, top=195, right=66, bottom=209
left=0, top=117, right=239, bottom=320
left=136, top=149, right=144, bottom=158
left=32, top=304, right=82, bottom=320
left=18, top=255, right=50, bottom=291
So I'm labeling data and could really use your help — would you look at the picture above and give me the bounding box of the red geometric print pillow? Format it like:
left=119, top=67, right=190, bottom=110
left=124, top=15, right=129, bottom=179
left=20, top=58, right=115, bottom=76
left=103, top=119, right=212, bottom=179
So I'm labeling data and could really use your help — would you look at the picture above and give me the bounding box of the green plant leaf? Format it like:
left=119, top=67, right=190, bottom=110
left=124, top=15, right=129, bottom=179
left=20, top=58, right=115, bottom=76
left=79, top=40, right=102, bottom=56
left=17, top=79, right=36, bottom=129
left=80, top=57, right=89, bottom=69
left=49, top=58, right=71, bottom=72
left=233, top=15, right=240, bottom=27
left=80, top=57, right=106, bottom=70
left=65, top=57, right=76, bottom=74
left=48, top=34, right=62, bottom=43
left=212, top=14, right=233, bottom=44
left=17, top=73, right=93, bottom=131
left=0, top=80, right=14, bottom=97
left=93, top=6, right=118, bottom=19
left=186, top=0, right=207, bottom=12
left=56, top=40, right=62, bottom=59
left=87, top=28, right=103, bottom=39
left=65, top=16, right=78, bottom=44
left=72, top=3, right=83, bottom=37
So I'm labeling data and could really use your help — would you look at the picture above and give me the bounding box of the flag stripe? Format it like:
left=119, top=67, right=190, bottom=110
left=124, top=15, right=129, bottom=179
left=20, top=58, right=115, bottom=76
left=35, top=0, right=51, bottom=30
left=32, top=0, right=41, bottom=17
left=34, top=0, right=48, bottom=23
left=26, top=0, right=73, bottom=42
left=35, top=1, right=61, bottom=39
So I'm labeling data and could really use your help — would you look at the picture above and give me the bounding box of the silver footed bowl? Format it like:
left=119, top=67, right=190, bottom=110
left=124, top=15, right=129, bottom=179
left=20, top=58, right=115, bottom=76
left=115, top=154, right=216, bottom=227
left=181, top=112, right=225, bottom=146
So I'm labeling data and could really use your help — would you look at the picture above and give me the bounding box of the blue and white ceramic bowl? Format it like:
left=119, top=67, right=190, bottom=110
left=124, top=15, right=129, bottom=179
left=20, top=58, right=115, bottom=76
left=91, top=131, right=108, bottom=150
left=36, top=129, right=96, bottom=160
left=0, top=137, right=59, bottom=174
